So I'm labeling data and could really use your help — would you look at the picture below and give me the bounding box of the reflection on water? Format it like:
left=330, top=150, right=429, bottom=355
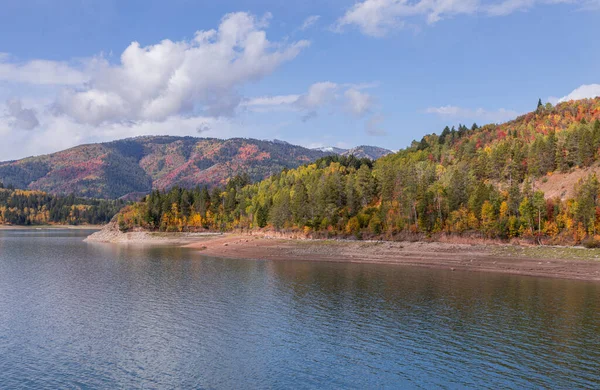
left=0, top=229, right=599, bottom=389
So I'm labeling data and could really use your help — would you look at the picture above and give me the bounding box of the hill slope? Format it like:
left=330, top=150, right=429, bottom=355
left=114, top=98, right=600, bottom=245
left=0, top=137, right=330, bottom=199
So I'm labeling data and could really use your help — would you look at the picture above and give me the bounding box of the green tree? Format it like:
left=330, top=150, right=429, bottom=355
left=532, top=191, right=546, bottom=233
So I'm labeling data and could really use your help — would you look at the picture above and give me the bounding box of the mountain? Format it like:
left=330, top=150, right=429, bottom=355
left=312, top=146, right=348, bottom=154
left=115, top=97, right=600, bottom=246
left=341, top=146, right=393, bottom=160
left=312, top=145, right=393, bottom=159
left=0, top=137, right=329, bottom=199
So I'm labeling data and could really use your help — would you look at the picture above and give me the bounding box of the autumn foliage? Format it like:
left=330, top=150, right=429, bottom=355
left=0, top=182, right=126, bottom=226
left=117, top=98, right=600, bottom=245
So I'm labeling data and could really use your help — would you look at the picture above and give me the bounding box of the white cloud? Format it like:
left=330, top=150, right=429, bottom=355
left=344, top=88, right=373, bottom=116
left=425, top=105, right=519, bottom=123
left=580, top=0, right=600, bottom=9
left=301, top=15, right=321, bottom=30
left=0, top=12, right=317, bottom=160
left=335, top=0, right=584, bottom=36
left=0, top=54, right=88, bottom=85
left=555, top=84, right=600, bottom=103
left=244, top=95, right=301, bottom=107
left=241, top=94, right=301, bottom=113
left=4, top=99, right=40, bottom=130
left=244, top=81, right=375, bottom=120
left=335, top=0, right=478, bottom=36
left=54, top=12, right=309, bottom=125
left=296, top=82, right=339, bottom=109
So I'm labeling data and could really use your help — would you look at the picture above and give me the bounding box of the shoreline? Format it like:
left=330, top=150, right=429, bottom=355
left=185, top=235, right=600, bottom=282
left=85, top=227, right=600, bottom=282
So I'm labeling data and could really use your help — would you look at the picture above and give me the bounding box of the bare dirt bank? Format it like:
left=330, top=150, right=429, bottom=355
left=86, top=224, right=600, bottom=281
left=185, top=235, right=600, bottom=282
left=85, top=221, right=223, bottom=245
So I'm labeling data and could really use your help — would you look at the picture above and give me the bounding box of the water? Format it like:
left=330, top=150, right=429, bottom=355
left=0, top=229, right=599, bottom=389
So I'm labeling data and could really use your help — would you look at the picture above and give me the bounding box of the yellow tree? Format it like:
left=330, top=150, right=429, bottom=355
left=481, top=201, right=495, bottom=237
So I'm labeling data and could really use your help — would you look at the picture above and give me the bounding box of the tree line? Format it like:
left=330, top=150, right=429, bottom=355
left=116, top=98, right=600, bottom=246
left=0, top=182, right=127, bottom=226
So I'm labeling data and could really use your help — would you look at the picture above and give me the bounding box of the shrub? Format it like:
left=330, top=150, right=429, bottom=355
left=369, top=214, right=383, bottom=235
left=118, top=214, right=129, bottom=233
left=582, top=237, right=600, bottom=248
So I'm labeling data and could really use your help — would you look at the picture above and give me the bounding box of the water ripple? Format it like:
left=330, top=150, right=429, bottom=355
left=1, top=229, right=599, bottom=389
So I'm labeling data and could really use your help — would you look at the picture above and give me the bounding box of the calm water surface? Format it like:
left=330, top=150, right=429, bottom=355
left=0, top=229, right=599, bottom=389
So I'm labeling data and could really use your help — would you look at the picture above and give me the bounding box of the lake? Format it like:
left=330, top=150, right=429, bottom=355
left=0, top=229, right=599, bottom=389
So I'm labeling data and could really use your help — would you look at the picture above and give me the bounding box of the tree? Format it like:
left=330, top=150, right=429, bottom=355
left=519, top=197, right=535, bottom=234
left=269, top=190, right=291, bottom=230
left=256, top=205, right=269, bottom=228
left=532, top=191, right=546, bottom=233
left=481, top=201, right=496, bottom=237
left=290, top=181, right=309, bottom=225
left=356, top=165, right=375, bottom=207
left=574, top=174, right=600, bottom=235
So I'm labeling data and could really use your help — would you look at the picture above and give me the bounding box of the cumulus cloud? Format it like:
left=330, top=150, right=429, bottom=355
left=0, top=54, right=87, bottom=85
left=301, top=15, right=321, bottom=30
left=554, top=84, right=600, bottom=103
left=425, top=105, right=519, bottom=123
left=335, top=0, right=584, bottom=36
left=244, top=81, right=375, bottom=120
left=4, top=99, right=40, bottom=130
left=344, top=88, right=373, bottom=116
left=54, top=12, right=309, bottom=125
left=0, top=12, right=318, bottom=160
left=296, top=82, right=339, bottom=110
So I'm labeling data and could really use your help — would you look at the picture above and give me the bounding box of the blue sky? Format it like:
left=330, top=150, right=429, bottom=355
left=0, top=0, right=599, bottom=160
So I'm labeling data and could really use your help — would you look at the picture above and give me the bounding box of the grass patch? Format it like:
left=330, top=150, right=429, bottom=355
left=492, top=245, right=600, bottom=261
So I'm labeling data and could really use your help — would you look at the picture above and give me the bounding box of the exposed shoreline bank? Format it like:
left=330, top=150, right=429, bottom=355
left=85, top=225, right=600, bottom=282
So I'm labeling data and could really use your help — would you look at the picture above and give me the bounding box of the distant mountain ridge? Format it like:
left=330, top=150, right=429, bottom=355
left=0, top=137, right=330, bottom=199
left=312, top=146, right=348, bottom=154
left=341, top=146, right=393, bottom=160
left=0, top=136, right=391, bottom=199
left=312, top=145, right=393, bottom=160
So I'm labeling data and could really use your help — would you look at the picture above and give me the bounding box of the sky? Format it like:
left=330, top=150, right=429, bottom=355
left=0, top=0, right=599, bottom=160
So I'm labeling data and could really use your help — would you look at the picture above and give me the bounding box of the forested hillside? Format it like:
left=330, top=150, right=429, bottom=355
left=0, top=137, right=331, bottom=199
left=0, top=182, right=126, bottom=226
left=115, top=98, right=600, bottom=245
